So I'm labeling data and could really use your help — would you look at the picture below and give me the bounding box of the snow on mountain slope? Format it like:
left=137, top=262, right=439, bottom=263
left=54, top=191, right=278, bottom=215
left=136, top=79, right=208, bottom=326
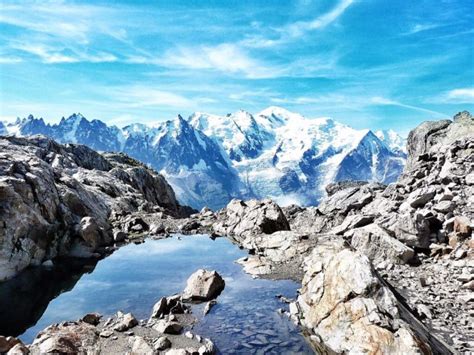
left=1, top=108, right=406, bottom=209
left=0, top=122, right=6, bottom=135
left=188, top=106, right=406, bottom=206
left=375, top=129, right=407, bottom=154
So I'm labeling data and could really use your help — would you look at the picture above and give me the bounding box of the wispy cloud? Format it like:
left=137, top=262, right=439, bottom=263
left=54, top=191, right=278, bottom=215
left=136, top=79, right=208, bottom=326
left=0, top=57, right=23, bottom=64
left=242, top=0, right=354, bottom=48
left=370, top=96, right=448, bottom=117
left=438, top=88, right=474, bottom=103
left=0, top=3, right=124, bottom=43
left=12, top=43, right=117, bottom=64
left=286, top=0, right=354, bottom=35
left=404, top=23, right=441, bottom=35
left=268, top=93, right=449, bottom=119
left=158, top=43, right=284, bottom=79
left=0, top=2, right=128, bottom=63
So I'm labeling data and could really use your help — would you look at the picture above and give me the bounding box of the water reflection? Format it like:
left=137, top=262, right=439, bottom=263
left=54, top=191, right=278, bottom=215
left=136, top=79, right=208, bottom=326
left=0, top=258, right=98, bottom=336
left=0, top=235, right=313, bottom=354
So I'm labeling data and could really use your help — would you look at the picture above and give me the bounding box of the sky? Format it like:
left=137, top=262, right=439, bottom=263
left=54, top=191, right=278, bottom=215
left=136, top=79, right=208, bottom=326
left=0, top=0, right=473, bottom=134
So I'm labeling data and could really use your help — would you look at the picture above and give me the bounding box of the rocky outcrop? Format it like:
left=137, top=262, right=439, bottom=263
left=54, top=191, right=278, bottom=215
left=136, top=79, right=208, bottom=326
left=294, top=238, right=452, bottom=354
left=213, top=199, right=290, bottom=240
left=220, top=111, right=473, bottom=353
left=406, top=110, right=473, bottom=170
left=236, top=231, right=318, bottom=279
left=0, top=136, right=191, bottom=281
left=0, top=335, right=27, bottom=354
left=182, top=269, right=225, bottom=301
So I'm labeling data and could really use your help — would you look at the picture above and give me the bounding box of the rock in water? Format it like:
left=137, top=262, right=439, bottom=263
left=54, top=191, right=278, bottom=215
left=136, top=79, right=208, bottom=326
left=150, top=295, right=187, bottom=319
left=29, top=322, right=99, bottom=354
left=182, top=269, right=225, bottom=301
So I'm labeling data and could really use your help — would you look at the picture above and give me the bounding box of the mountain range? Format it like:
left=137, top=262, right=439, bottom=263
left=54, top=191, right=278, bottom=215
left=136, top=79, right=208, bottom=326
left=0, top=107, right=406, bottom=210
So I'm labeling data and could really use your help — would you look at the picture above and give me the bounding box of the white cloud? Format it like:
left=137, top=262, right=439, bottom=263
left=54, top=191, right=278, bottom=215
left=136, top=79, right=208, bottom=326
left=405, top=23, right=440, bottom=35
left=268, top=93, right=448, bottom=118
left=242, top=0, right=354, bottom=48
left=0, top=3, right=123, bottom=44
left=0, top=57, right=23, bottom=64
left=370, top=96, right=448, bottom=117
left=159, top=43, right=283, bottom=78
left=443, top=88, right=474, bottom=103
left=287, top=0, right=354, bottom=35
left=12, top=43, right=117, bottom=64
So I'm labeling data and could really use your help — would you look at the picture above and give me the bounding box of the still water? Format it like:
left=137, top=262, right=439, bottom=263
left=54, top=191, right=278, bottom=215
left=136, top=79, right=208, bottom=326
left=0, top=235, right=313, bottom=354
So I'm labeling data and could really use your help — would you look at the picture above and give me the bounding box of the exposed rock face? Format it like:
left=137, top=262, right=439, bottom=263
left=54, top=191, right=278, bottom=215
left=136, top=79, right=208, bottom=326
left=0, top=335, right=23, bottom=353
left=220, top=111, right=473, bottom=354
left=406, top=111, right=473, bottom=171
left=348, top=223, right=415, bottom=264
left=295, top=238, right=451, bottom=354
left=30, top=321, right=99, bottom=353
left=213, top=199, right=290, bottom=239
left=0, top=136, right=190, bottom=281
left=182, top=269, right=225, bottom=301
left=236, top=231, right=319, bottom=279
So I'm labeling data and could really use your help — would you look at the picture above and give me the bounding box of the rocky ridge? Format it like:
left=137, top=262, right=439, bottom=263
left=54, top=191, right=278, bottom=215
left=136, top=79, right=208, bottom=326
left=207, top=111, right=473, bottom=354
left=2, top=107, right=406, bottom=210
left=0, top=111, right=472, bottom=354
left=0, top=135, right=193, bottom=281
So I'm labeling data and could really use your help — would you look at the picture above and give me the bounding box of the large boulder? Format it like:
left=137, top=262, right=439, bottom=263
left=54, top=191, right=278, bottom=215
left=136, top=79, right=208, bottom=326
left=348, top=223, right=415, bottom=265
left=406, top=111, right=473, bottom=171
left=213, top=199, right=290, bottom=239
left=182, top=269, right=225, bottom=301
left=29, top=321, right=99, bottom=354
left=317, top=182, right=384, bottom=216
left=295, top=238, right=452, bottom=354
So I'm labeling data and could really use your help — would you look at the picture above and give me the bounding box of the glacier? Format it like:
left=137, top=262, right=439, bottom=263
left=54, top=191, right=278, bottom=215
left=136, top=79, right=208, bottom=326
left=1, top=107, right=406, bottom=210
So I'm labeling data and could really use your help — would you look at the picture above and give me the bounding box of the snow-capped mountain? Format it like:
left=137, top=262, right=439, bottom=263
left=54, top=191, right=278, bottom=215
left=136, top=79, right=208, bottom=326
left=0, top=121, right=6, bottom=135
left=188, top=107, right=406, bottom=206
left=375, top=129, right=407, bottom=154
left=1, top=107, right=406, bottom=209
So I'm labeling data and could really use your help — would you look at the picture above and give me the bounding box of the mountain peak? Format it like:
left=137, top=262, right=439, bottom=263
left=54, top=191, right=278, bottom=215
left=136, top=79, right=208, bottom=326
left=67, top=113, right=85, bottom=121
left=258, top=106, right=299, bottom=119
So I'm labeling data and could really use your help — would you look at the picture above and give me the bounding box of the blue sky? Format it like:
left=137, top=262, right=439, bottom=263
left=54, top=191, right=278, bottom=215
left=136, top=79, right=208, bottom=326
left=0, top=0, right=473, bottom=134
